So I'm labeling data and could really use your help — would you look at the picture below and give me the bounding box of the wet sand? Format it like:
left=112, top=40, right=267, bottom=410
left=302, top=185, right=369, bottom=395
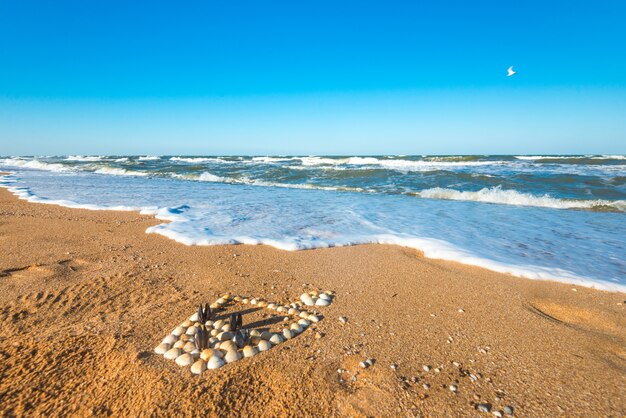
left=0, top=188, right=624, bottom=417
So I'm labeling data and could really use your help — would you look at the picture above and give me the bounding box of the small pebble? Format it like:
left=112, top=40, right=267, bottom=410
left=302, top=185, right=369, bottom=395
left=390, top=363, right=398, bottom=370
left=458, top=308, right=465, bottom=313
left=315, top=332, right=324, bottom=339
left=423, top=383, right=430, bottom=390
left=449, top=384, right=458, bottom=392
left=422, top=365, right=431, bottom=372
left=503, top=405, right=514, bottom=416
left=339, top=316, right=348, bottom=324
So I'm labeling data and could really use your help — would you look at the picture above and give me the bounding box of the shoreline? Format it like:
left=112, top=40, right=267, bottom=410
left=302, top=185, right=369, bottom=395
left=1, top=170, right=623, bottom=293
left=0, top=188, right=624, bottom=416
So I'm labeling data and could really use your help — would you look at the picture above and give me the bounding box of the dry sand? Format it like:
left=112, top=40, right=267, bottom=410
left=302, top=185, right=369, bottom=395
left=0, top=188, right=624, bottom=417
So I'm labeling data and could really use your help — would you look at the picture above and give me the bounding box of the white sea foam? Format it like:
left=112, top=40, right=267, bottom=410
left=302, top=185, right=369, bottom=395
left=138, top=156, right=161, bottom=161
left=66, top=155, right=106, bottom=162
left=94, top=167, right=148, bottom=176
left=0, top=158, right=73, bottom=172
left=170, top=156, right=235, bottom=164
left=418, top=186, right=626, bottom=211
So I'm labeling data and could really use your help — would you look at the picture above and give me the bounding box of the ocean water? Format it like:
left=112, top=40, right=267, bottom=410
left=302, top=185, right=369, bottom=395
left=1, top=155, right=625, bottom=291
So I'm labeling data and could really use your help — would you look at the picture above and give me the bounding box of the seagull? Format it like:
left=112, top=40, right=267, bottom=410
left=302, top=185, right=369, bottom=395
left=507, top=66, right=516, bottom=77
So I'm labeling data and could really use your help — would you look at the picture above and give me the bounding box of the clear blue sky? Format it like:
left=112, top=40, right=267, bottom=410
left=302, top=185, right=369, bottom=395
left=1, top=0, right=625, bottom=155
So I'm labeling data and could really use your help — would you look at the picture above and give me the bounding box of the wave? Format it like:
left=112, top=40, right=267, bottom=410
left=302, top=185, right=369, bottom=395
left=66, top=155, right=106, bottom=162
left=94, top=167, right=148, bottom=176
left=138, top=156, right=161, bottom=161
left=417, top=186, right=626, bottom=212
left=0, top=158, right=73, bottom=172
left=170, top=156, right=236, bottom=164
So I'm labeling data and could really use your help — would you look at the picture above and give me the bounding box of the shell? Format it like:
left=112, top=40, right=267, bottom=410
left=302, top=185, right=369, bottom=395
left=269, top=334, right=284, bottom=345
left=299, top=312, right=309, bottom=319
left=258, top=301, right=267, bottom=307
left=183, top=341, right=196, bottom=353
left=308, top=315, right=320, bottom=323
left=173, top=340, right=185, bottom=349
left=250, top=298, right=258, bottom=305
left=216, top=298, right=227, bottom=305
left=290, top=323, right=303, bottom=334
left=155, top=343, right=170, bottom=354
left=219, top=340, right=237, bottom=351
left=222, top=293, right=232, bottom=299
left=243, top=345, right=259, bottom=357
left=242, top=298, right=250, bottom=304
left=201, top=348, right=223, bottom=361
left=298, top=319, right=310, bottom=328
left=224, top=349, right=242, bottom=363
left=186, top=326, right=197, bottom=336
left=276, top=306, right=286, bottom=313
left=234, top=296, right=242, bottom=302
left=207, top=355, right=225, bottom=369
left=288, top=308, right=299, bottom=315
left=319, top=293, right=331, bottom=301
left=315, top=298, right=330, bottom=307
left=258, top=340, right=272, bottom=351
left=300, top=293, right=315, bottom=306
left=210, top=329, right=219, bottom=337
left=191, top=360, right=207, bottom=375
left=217, top=331, right=234, bottom=341
left=267, top=303, right=277, bottom=310
left=283, top=329, right=294, bottom=339
left=162, top=335, right=177, bottom=345
left=172, top=326, right=185, bottom=337
left=189, top=312, right=199, bottom=322
left=182, top=319, right=193, bottom=327
left=164, top=347, right=181, bottom=360
left=175, top=353, right=194, bottom=367
left=250, top=329, right=262, bottom=337
left=213, top=320, right=225, bottom=330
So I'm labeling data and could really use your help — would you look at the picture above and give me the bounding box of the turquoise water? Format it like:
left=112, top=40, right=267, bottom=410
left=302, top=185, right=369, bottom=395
left=1, top=155, right=625, bottom=291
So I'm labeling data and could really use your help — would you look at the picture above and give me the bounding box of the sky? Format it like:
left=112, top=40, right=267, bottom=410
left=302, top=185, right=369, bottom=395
left=1, top=0, right=625, bottom=155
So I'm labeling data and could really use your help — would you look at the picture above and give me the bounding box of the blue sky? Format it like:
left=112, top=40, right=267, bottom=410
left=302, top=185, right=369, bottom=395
left=1, top=0, right=625, bottom=155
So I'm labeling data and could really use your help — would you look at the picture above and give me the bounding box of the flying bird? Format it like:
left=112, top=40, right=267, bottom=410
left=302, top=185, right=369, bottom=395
left=507, top=66, right=516, bottom=77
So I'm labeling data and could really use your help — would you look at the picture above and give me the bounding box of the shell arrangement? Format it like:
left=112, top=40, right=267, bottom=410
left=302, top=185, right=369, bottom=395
left=154, top=290, right=335, bottom=375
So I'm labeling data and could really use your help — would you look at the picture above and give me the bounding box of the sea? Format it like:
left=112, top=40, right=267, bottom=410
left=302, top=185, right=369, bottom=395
left=1, top=155, right=625, bottom=292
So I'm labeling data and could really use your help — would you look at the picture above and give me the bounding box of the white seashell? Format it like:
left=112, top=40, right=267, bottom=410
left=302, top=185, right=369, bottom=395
left=217, top=331, right=234, bottom=341
left=243, top=345, right=258, bottom=357
left=213, top=320, right=225, bottom=330
left=209, top=337, right=219, bottom=346
left=175, top=353, right=194, bottom=366
left=164, top=347, right=181, bottom=360
left=269, top=334, right=283, bottom=345
left=216, top=298, right=227, bottom=305
left=298, top=319, right=310, bottom=328
left=186, top=326, right=197, bottom=336
left=283, top=329, right=294, bottom=339
left=210, top=303, right=219, bottom=309
left=162, top=335, right=177, bottom=345
left=242, top=298, right=250, bottom=304
left=221, top=324, right=232, bottom=332
left=189, top=312, right=199, bottom=322
left=299, top=312, right=309, bottom=319
left=319, top=293, right=331, bottom=301
left=250, top=298, right=258, bottom=305
left=190, top=349, right=201, bottom=358
left=224, top=349, right=242, bottom=363
left=290, top=323, right=303, bottom=334
left=219, top=340, right=237, bottom=351
left=288, top=308, right=299, bottom=315
left=258, top=340, right=272, bottom=351
left=276, top=306, right=286, bottom=313
left=183, top=341, right=196, bottom=353
left=181, top=319, right=192, bottom=327
left=172, top=326, right=185, bottom=337
left=258, top=301, right=267, bottom=307
left=308, top=315, right=320, bottom=323
left=222, top=293, right=231, bottom=300
left=250, top=329, right=262, bottom=337
left=200, top=349, right=219, bottom=361
left=267, top=303, right=277, bottom=310
left=191, top=359, right=206, bottom=375
left=173, top=340, right=185, bottom=349
left=300, top=293, right=315, bottom=306
left=205, top=320, right=214, bottom=328
left=207, top=355, right=225, bottom=369
left=315, top=298, right=330, bottom=307
left=155, top=343, right=170, bottom=354
left=234, top=296, right=242, bottom=302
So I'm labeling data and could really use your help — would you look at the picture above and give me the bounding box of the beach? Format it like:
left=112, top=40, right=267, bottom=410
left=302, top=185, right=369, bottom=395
left=0, top=187, right=624, bottom=417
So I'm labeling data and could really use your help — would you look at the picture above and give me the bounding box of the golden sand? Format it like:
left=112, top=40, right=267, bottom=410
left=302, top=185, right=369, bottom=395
left=0, top=189, right=624, bottom=416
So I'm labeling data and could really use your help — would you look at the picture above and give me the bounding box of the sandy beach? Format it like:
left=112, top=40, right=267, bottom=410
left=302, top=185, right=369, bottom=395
left=0, top=187, right=624, bottom=417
